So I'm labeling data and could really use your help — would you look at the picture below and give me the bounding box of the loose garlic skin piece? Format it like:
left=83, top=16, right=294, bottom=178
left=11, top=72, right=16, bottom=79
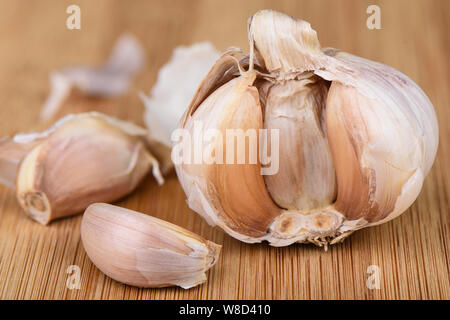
left=81, top=203, right=221, bottom=289
left=175, top=10, right=439, bottom=247
left=0, top=112, right=163, bottom=225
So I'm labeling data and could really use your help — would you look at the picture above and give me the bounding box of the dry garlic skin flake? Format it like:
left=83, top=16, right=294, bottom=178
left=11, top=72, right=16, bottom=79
left=174, top=10, right=439, bottom=247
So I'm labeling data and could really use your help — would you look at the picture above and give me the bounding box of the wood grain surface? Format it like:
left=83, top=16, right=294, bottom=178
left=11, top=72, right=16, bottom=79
left=0, top=0, right=448, bottom=300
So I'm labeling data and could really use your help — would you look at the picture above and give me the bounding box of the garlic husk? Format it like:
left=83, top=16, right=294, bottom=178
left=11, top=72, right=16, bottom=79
left=141, top=42, right=220, bottom=147
left=174, top=10, right=439, bottom=247
left=40, top=33, right=145, bottom=120
left=81, top=203, right=221, bottom=289
left=0, top=112, right=163, bottom=225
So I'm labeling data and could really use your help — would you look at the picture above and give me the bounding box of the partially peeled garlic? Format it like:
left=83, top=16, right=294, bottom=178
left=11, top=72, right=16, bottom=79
left=174, top=10, right=439, bottom=247
left=0, top=112, right=164, bottom=225
left=81, top=203, right=221, bottom=289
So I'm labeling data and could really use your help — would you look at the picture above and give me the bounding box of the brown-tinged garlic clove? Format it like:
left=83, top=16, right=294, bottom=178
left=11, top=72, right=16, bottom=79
left=81, top=203, right=221, bottom=289
left=176, top=73, right=282, bottom=240
left=0, top=112, right=163, bottom=225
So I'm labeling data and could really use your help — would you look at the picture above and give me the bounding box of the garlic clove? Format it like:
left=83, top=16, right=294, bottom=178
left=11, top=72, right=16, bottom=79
left=320, top=49, right=439, bottom=177
left=176, top=72, right=282, bottom=240
left=81, top=203, right=221, bottom=289
left=0, top=112, right=163, bottom=225
left=324, top=53, right=438, bottom=225
left=263, top=76, right=336, bottom=211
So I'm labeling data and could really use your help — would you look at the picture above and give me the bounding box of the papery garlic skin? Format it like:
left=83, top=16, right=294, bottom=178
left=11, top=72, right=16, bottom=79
left=81, top=203, right=221, bottom=289
left=174, top=10, right=439, bottom=247
left=141, top=42, right=220, bottom=146
left=0, top=112, right=163, bottom=225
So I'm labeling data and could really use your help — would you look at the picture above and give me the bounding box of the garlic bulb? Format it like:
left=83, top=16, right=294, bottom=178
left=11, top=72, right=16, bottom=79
left=174, top=10, right=439, bottom=247
left=81, top=203, right=221, bottom=289
left=0, top=112, right=164, bottom=225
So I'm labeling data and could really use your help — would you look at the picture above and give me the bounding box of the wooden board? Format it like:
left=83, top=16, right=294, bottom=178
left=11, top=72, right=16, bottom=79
left=0, top=0, right=448, bottom=300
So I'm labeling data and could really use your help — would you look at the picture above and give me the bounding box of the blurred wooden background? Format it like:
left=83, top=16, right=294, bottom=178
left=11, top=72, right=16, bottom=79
left=0, top=0, right=448, bottom=299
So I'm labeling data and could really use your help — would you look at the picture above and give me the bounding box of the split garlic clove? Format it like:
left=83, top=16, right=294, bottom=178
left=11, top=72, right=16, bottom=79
left=81, top=203, right=221, bottom=289
left=174, top=10, right=438, bottom=247
left=0, top=112, right=163, bottom=225
left=176, top=72, right=281, bottom=240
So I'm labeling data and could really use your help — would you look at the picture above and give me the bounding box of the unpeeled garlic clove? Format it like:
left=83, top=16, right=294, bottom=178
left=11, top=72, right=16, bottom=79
left=0, top=112, right=163, bottom=225
left=176, top=72, right=282, bottom=240
left=81, top=203, right=221, bottom=289
left=174, top=10, right=439, bottom=247
left=322, top=51, right=438, bottom=225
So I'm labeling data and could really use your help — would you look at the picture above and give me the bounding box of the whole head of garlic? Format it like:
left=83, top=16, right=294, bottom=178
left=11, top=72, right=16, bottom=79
left=174, top=10, right=439, bottom=247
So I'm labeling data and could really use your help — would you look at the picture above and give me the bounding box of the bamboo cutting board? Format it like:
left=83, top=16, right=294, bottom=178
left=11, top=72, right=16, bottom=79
left=0, top=0, right=448, bottom=300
